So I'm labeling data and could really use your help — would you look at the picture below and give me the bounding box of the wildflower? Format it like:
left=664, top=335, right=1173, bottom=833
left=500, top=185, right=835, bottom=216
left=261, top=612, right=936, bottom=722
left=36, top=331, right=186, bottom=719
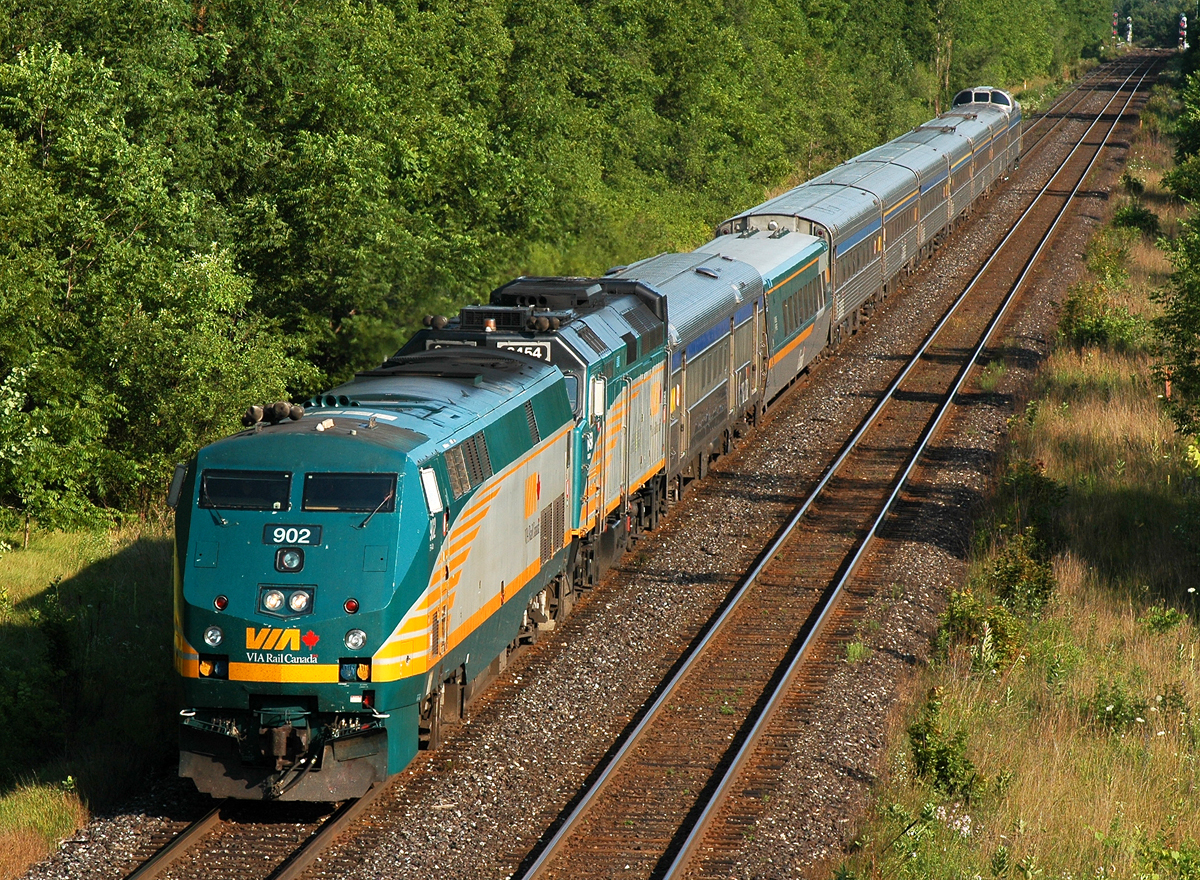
left=1136, top=717, right=1146, bottom=723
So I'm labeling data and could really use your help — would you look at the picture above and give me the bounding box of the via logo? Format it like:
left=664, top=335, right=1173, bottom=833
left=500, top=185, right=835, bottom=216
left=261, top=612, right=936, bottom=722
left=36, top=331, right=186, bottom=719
left=245, top=627, right=319, bottom=651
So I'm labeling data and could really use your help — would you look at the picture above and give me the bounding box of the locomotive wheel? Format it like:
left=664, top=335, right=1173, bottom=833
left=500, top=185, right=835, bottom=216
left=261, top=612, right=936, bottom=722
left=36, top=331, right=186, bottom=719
left=556, top=584, right=575, bottom=620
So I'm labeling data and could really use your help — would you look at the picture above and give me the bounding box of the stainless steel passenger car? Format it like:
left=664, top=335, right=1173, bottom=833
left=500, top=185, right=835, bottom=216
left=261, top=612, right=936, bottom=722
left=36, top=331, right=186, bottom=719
left=718, top=87, right=1020, bottom=350
left=608, top=252, right=766, bottom=479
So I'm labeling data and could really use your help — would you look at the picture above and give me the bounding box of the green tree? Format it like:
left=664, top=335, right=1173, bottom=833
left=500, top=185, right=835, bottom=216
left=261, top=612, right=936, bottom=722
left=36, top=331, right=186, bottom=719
left=0, top=42, right=308, bottom=522
left=1156, top=218, right=1200, bottom=435
left=0, top=0, right=1111, bottom=524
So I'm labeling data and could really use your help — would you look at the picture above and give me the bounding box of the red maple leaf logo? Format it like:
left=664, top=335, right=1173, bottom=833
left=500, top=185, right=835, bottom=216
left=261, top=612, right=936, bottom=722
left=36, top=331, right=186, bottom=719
left=302, top=630, right=319, bottom=650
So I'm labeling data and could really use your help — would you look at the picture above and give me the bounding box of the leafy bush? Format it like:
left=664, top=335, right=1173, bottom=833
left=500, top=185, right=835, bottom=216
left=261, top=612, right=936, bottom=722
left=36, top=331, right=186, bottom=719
left=1059, top=281, right=1146, bottom=352
left=936, top=589, right=1021, bottom=671
left=1120, top=169, right=1146, bottom=197
left=1165, top=153, right=1200, bottom=201
left=1152, top=214, right=1200, bottom=435
left=1141, top=603, right=1187, bottom=634
left=980, top=530, right=1056, bottom=615
left=1158, top=682, right=1191, bottom=716
left=908, top=692, right=977, bottom=796
left=0, top=0, right=1128, bottom=527
left=1086, top=678, right=1149, bottom=731
left=1086, top=228, right=1134, bottom=287
left=995, top=458, right=1066, bottom=544
left=1136, top=836, right=1200, bottom=879
left=1112, top=201, right=1161, bottom=237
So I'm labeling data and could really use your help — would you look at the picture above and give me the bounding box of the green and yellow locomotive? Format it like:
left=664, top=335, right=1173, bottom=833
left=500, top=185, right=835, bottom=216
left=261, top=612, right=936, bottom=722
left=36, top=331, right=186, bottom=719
left=173, top=350, right=574, bottom=799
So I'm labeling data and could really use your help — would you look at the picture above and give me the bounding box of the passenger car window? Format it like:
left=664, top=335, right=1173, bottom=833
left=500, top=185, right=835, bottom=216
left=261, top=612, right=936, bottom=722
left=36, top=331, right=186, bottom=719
left=200, top=470, right=291, bottom=510
left=302, top=473, right=397, bottom=512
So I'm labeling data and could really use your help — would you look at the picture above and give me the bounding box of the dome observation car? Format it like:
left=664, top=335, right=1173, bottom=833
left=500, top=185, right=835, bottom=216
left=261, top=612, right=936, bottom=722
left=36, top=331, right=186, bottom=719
left=952, top=87, right=1015, bottom=113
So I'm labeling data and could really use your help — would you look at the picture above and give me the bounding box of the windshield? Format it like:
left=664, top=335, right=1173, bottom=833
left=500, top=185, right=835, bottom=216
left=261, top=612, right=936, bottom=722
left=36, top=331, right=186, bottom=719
left=302, top=473, right=397, bottom=512
left=200, top=470, right=291, bottom=510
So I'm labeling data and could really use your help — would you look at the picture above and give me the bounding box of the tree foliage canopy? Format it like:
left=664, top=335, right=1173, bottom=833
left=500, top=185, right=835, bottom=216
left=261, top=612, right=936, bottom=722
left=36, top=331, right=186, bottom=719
left=0, top=0, right=1109, bottom=524
left=1157, top=52, right=1200, bottom=436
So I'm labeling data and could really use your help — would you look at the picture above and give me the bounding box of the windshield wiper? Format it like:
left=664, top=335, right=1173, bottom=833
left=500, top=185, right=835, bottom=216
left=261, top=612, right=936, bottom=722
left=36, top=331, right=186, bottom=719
left=356, top=490, right=394, bottom=530
left=200, top=484, right=229, bottom=526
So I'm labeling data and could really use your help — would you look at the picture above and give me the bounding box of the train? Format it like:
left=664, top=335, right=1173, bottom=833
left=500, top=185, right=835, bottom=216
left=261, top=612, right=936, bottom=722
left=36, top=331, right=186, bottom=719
left=169, top=86, right=1020, bottom=800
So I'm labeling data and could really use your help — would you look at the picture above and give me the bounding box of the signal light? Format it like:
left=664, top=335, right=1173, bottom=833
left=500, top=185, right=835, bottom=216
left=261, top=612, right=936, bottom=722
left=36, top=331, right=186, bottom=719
left=214, top=595, right=228, bottom=611
left=344, top=598, right=360, bottom=614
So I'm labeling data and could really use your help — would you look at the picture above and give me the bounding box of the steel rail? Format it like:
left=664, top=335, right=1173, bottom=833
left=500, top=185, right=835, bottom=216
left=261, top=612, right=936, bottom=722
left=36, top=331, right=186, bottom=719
left=122, top=778, right=388, bottom=880
left=124, top=803, right=226, bottom=880
left=265, top=781, right=388, bottom=880
left=515, top=55, right=1154, bottom=880
left=662, top=57, right=1156, bottom=879
left=1019, top=61, right=1118, bottom=157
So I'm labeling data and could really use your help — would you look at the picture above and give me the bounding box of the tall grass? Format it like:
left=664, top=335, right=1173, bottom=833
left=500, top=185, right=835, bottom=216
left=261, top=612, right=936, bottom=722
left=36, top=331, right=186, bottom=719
left=835, top=79, right=1200, bottom=879
left=0, top=522, right=175, bottom=878
left=0, top=783, right=87, bottom=879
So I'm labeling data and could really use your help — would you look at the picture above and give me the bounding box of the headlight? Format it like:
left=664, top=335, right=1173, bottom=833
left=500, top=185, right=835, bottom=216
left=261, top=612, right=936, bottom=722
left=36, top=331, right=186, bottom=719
left=276, top=548, right=304, bottom=572
left=263, top=590, right=285, bottom=612
left=203, top=625, right=223, bottom=647
left=288, top=590, right=310, bottom=613
left=345, top=629, right=367, bottom=650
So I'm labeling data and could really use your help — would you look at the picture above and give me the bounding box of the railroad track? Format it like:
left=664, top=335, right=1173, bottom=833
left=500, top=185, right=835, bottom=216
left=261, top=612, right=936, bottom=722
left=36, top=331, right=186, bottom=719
left=121, top=784, right=386, bottom=880
left=665, top=56, right=1158, bottom=880
left=510, top=56, right=1158, bottom=880
left=1020, top=59, right=1131, bottom=155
